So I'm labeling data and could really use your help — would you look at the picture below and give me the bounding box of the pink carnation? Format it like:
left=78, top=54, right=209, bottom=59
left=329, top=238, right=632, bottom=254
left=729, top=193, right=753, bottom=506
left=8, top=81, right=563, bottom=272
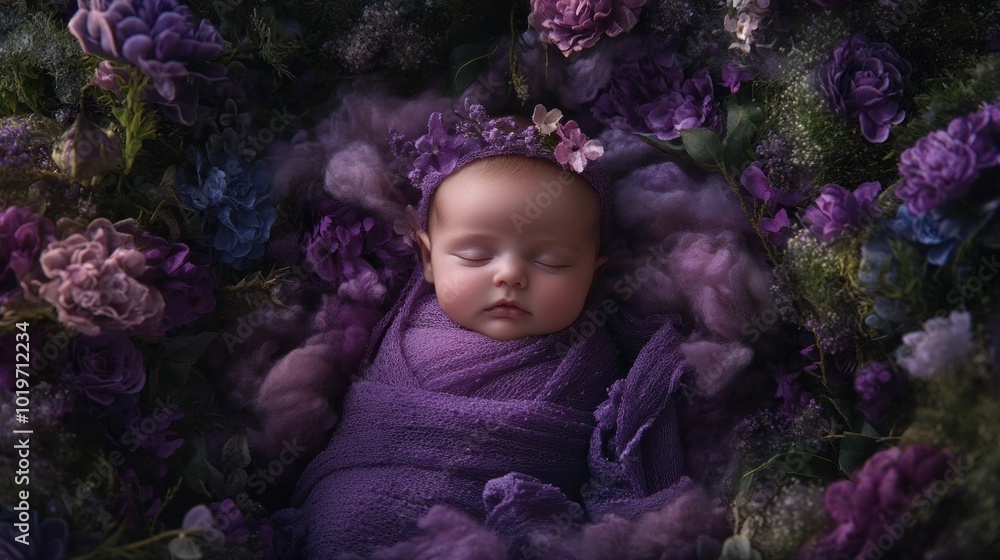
left=36, top=218, right=164, bottom=335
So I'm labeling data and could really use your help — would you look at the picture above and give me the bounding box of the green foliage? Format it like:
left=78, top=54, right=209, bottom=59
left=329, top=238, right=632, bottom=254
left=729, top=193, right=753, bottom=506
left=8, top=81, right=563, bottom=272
left=0, top=1, right=92, bottom=116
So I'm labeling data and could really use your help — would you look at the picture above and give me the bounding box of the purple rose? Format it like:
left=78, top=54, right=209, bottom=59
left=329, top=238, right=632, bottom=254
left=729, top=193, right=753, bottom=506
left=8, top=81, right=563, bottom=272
left=530, top=0, right=647, bottom=56
left=36, top=218, right=165, bottom=335
left=68, top=0, right=226, bottom=124
left=136, top=232, right=216, bottom=335
left=818, top=32, right=912, bottom=143
left=639, top=68, right=720, bottom=141
left=1, top=206, right=56, bottom=308
left=64, top=331, right=145, bottom=406
left=801, top=181, right=882, bottom=242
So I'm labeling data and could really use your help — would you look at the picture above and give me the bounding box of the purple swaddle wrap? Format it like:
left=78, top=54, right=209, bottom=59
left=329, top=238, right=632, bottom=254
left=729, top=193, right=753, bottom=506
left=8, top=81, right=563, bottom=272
left=274, top=271, right=621, bottom=557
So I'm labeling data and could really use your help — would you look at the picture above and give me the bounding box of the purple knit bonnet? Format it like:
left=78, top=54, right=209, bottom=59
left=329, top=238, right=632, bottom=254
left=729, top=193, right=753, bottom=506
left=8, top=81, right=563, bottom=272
left=396, top=102, right=614, bottom=252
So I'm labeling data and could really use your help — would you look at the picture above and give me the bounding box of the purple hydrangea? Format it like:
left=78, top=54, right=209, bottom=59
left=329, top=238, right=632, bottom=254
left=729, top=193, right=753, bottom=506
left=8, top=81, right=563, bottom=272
left=809, top=444, right=955, bottom=559
left=68, top=0, right=226, bottom=124
left=302, top=200, right=413, bottom=297
left=64, top=331, right=146, bottom=406
left=0, top=206, right=57, bottom=309
left=0, top=119, right=36, bottom=170
left=593, top=47, right=721, bottom=141
left=530, top=0, right=647, bottom=56
left=818, top=32, right=912, bottom=143
left=136, top=232, right=216, bottom=334
left=801, top=182, right=882, bottom=242
left=176, top=151, right=276, bottom=270
left=896, top=102, right=1000, bottom=215
left=35, top=218, right=165, bottom=335
left=854, top=360, right=908, bottom=422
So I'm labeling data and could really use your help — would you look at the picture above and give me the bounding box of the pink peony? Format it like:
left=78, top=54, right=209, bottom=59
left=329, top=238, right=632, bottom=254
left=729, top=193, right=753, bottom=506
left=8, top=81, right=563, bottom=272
left=35, top=218, right=164, bottom=335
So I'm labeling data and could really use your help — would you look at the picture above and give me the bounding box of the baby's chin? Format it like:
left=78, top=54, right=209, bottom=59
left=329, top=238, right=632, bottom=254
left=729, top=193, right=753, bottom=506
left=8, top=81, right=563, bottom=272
left=458, top=318, right=572, bottom=341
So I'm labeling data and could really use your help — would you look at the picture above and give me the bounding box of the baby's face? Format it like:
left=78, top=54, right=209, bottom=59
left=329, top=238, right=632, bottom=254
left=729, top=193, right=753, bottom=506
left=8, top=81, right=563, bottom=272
left=416, top=159, right=606, bottom=341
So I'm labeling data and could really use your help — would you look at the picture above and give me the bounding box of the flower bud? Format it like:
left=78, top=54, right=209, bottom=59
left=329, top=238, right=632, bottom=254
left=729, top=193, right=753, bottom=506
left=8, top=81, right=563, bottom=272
left=51, top=113, right=123, bottom=181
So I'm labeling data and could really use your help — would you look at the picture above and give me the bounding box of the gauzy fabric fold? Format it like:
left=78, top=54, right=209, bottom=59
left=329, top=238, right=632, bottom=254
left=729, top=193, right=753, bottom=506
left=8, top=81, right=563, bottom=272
left=274, top=272, right=620, bottom=558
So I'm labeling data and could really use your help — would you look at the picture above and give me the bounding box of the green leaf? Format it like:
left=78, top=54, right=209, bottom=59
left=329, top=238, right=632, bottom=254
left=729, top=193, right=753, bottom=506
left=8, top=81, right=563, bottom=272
left=765, top=451, right=842, bottom=480
left=838, top=433, right=883, bottom=475
left=636, top=132, right=687, bottom=156
left=450, top=43, right=491, bottom=95
left=680, top=128, right=724, bottom=168
left=162, top=333, right=219, bottom=365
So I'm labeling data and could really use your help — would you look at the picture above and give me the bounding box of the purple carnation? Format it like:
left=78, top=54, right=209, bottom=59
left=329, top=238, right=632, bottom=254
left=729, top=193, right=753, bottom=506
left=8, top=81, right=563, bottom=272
left=808, top=444, right=955, bottom=559
left=896, top=102, right=1000, bottom=215
left=136, top=232, right=216, bottom=335
left=854, top=360, right=908, bottom=422
left=36, top=218, right=165, bottom=335
left=818, top=32, right=912, bottom=143
left=530, top=0, right=647, bottom=56
left=302, top=200, right=413, bottom=297
left=801, top=181, right=881, bottom=242
left=64, top=331, right=146, bottom=406
left=68, top=0, right=226, bottom=124
left=0, top=206, right=56, bottom=308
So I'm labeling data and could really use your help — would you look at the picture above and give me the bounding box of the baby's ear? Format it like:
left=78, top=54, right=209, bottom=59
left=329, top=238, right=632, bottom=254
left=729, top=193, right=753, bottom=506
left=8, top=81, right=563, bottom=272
left=593, top=255, right=608, bottom=280
left=415, top=230, right=434, bottom=284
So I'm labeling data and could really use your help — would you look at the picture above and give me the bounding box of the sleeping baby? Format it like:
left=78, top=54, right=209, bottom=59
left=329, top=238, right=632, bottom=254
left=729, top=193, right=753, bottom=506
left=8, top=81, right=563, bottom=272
left=274, top=104, right=640, bottom=558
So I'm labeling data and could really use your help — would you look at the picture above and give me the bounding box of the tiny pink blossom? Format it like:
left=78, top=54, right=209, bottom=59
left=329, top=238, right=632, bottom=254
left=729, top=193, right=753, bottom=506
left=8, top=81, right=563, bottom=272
left=532, top=104, right=563, bottom=135
left=554, top=121, right=604, bottom=173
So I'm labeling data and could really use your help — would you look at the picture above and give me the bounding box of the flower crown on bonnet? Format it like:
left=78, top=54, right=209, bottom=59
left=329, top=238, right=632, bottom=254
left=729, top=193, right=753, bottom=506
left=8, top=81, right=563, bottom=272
left=391, top=100, right=614, bottom=250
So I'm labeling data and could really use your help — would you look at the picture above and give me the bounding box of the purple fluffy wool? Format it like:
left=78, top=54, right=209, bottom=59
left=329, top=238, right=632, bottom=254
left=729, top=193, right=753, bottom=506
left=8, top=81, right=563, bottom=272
left=265, top=81, right=452, bottom=219
left=370, top=506, right=508, bottom=560
left=557, top=485, right=728, bottom=560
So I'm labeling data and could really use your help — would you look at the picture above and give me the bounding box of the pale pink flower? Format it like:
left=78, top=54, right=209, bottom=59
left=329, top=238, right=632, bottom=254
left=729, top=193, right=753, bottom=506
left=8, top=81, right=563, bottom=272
left=554, top=121, right=604, bottom=172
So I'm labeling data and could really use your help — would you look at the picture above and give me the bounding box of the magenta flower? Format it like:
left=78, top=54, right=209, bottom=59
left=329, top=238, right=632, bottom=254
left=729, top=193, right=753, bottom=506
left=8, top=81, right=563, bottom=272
left=801, top=181, right=882, bottom=242
left=410, top=112, right=468, bottom=184
left=809, top=444, right=956, bottom=559
left=738, top=162, right=801, bottom=213
left=530, top=0, right=647, bottom=56
left=553, top=120, right=604, bottom=172
left=136, top=231, right=216, bottom=335
left=35, top=218, right=165, bottom=335
left=1, top=206, right=56, bottom=308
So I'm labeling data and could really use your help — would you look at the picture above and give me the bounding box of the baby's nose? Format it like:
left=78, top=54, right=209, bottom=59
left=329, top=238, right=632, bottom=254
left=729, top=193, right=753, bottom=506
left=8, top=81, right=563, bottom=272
left=493, top=257, right=528, bottom=288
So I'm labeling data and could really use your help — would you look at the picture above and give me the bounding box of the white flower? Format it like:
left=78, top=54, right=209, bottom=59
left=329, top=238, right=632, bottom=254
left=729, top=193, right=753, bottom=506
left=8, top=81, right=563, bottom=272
left=895, top=310, right=974, bottom=378
left=532, top=104, right=563, bottom=135
left=168, top=505, right=225, bottom=560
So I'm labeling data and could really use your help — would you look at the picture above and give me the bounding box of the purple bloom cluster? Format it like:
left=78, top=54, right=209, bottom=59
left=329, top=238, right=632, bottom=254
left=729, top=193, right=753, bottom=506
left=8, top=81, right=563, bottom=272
left=301, top=200, right=413, bottom=297
left=176, top=152, right=276, bottom=270
left=593, top=47, right=721, bottom=141
left=801, top=182, right=881, bottom=242
left=64, top=331, right=146, bottom=406
left=0, top=119, right=36, bottom=170
left=136, top=232, right=216, bottom=334
left=810, top=444, right=956, bottom=559
left=530, top=0, right=647, bottom=56
left=854, top=360, right=908, bottom=422
left=818, top=32, right=912, bottom=143
left=895, top=102, right=1000, bottom=216
left=0, top=206, right=56, bottom=310
left=68, top=0, right=226, bottom=124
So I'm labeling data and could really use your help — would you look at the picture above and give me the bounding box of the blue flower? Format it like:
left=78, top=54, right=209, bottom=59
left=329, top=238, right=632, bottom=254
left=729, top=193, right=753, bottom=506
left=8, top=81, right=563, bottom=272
left=177, top=152, right=276, bottom=269
left=890, top=204, right=993, bottom=266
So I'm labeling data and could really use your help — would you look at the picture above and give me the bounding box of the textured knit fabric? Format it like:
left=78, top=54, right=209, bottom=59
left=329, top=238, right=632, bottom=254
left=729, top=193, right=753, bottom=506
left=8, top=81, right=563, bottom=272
left=274, top=271, right=620, bottom=558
